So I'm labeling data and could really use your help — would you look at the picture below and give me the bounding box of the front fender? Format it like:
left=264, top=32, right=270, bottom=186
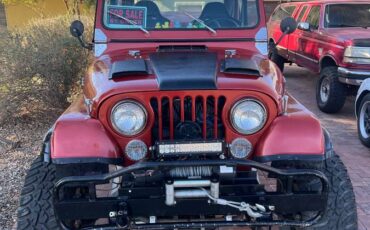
left=50, top=97, right=122, bottom=164
left=254, top=96, right=325, bottom=162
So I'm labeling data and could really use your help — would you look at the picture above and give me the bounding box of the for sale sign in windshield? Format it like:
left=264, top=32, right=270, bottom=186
left=106, top=5, right=147, bottom=29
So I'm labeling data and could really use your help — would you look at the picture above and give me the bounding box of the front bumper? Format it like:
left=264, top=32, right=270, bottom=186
left=338, top=67, right=370, bottom=86
left=54, top=159, right=328, bottom=229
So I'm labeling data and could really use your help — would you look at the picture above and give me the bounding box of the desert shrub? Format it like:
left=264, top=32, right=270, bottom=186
left=0, top=15, right=93, bottom=124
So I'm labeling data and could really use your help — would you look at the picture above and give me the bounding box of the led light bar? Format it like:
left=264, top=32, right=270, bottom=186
left=157, top=141, right=224, bottom=157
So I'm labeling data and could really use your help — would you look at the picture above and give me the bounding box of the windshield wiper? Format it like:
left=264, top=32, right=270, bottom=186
left=183, top=11, right=217, bottom=35
left=108, top=11, right=149, bottom=35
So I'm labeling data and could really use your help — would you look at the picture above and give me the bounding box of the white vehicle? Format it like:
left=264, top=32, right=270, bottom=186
left=356, top=78, right=370, bottom=147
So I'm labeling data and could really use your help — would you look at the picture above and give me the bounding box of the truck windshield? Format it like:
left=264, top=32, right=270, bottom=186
left=103, top=0, right=259, bottom=31
left=325, top=4, right=370, bottom=28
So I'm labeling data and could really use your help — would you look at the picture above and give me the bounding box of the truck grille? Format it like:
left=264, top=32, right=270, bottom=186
left=353, top=39, right=370, bottom=47
left=150, top=95, right=226, bottom=141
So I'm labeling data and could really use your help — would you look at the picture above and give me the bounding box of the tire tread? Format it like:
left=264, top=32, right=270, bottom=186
left=316, top=67, right=347, bottom=113
left=16, top=156, right=60, bottom=230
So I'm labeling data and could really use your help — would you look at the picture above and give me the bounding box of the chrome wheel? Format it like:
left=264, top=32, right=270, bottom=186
left=320, top=77, right=330, bottom=103
left=359, top=101, right=370, bottom=139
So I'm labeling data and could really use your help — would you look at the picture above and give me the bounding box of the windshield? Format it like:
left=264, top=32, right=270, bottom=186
left=325, top=4, right=370, bottom=28
left=103, top=0, right=259, bottom=31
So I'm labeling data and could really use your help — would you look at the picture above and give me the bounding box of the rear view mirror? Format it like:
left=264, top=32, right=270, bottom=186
left=280, top=17, right=297, bottom=34
left=69, top=20, right=92, bottom=50
left=272, top=17, right=297, bottom=47
left=297, top=22, right=311, bottom=32
left=70, top=20, right=85, bottom=38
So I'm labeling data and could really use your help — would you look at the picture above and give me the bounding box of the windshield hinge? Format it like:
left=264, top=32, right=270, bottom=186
left=129, top=50, right=141, bottom=58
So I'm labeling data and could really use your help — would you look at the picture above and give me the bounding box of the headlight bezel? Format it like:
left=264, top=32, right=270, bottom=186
left=110, top=100, right=148, bottom=136
left=230, top=98, right=268, bottom=135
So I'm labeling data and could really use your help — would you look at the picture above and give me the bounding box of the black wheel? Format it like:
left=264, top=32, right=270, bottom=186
left=17, top=157, right=107, bottom=229
left=268, top=43, right=285, bottom=72
left=273, top=153, right=357, bottom=230
left=357, top=93, right=370, bottom=147
left=316, top=67, right=347, bottom=113
left=17, top=156, right=61, bottom=230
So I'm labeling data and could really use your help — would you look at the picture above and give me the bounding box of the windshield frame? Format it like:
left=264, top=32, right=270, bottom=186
left=324, top=3, right=370, bottom=29
left=101, top=0, right=262, bottom=32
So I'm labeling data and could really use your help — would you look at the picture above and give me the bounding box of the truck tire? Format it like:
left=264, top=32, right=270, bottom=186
left=316, top=67, right=347, bottom=113
left=357, top=93, right=370, bottom=147
left=273, top=153, right=357, bottom=230
left=17, top=156, right=61, bottom=230
left=269, top=44, right=285, bottom=72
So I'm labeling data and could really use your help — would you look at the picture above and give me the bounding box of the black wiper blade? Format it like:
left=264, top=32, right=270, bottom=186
left=183, top=11, right=217, bottom=35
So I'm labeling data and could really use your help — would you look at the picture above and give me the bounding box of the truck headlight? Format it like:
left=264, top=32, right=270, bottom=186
left=344, top=46, right=370, bottom=64
left=111, top=100, right=147, bottom=136
left=230, top=99, right=267, bottom=135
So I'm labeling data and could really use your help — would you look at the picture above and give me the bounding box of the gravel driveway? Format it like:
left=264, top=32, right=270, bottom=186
left=0, top=65, right=369, bottom=229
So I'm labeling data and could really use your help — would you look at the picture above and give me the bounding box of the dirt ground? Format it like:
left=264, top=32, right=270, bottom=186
left=0, top=65, right=369, bottom=229
left=0, top=114, right=60, bottom=229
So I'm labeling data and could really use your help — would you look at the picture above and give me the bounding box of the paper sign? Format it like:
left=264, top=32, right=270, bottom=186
left=107, top=5, right=147, bottom=29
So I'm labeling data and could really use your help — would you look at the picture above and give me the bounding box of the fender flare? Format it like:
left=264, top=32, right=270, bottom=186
left=41, top=128, right=53, bottom=163
left=319, top=54, right=338, bottom=72
left=253, top=109, right=333, bottom=163
left=254, top=128, right=333, bottom=163
left=323, top=128, right=334, bottom=159
left=356, top=80, right=370, bottom=116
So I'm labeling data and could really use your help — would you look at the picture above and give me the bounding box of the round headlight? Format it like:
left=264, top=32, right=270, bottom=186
left=111, top=100, right=147, bottom=136
left=230, top=99, right=267, bottom=135
left=125, top=140, right=147, bottom=161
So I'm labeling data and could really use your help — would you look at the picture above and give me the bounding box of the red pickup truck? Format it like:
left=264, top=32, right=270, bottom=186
left=267, top=0, right=370, bottom=113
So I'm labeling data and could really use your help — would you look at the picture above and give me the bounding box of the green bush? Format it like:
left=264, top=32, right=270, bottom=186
left=0, top=15, right=93, bottom=124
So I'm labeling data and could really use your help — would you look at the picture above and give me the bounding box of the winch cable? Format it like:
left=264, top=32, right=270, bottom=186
left=199, top=188, right=267, bottom=218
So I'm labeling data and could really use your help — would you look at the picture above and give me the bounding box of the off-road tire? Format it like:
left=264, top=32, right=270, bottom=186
left=316, top=67, right=347, bottom=113
left=357, top=93, right=370, bottom=147
left=17, top=156, right=61, bottom=230
left=269, top=44, right=285, bottom=72
left=274, top=153, right=357, bottom=230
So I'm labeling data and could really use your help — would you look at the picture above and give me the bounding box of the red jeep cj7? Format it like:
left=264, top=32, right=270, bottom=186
left=17, top=0, right=357, bottom=229
left=268, top=0, right=370, bottom=113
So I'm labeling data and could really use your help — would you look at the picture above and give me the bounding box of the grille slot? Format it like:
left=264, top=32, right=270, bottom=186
left=353, top=39, right=370, bottom=47
left=150, top=95, right=226, bottom=141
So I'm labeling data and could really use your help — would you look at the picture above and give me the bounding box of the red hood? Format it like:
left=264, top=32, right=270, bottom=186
left=324, top=28, right=370, bottom=44
left=83, top=46, right=284, bottom=117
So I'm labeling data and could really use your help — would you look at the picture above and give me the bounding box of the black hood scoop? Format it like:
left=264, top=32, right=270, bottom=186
left=149, top=52, right=217, bottom=90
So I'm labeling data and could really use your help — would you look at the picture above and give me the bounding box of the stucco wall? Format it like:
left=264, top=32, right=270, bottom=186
left=4, top=0, right=68, bottom=29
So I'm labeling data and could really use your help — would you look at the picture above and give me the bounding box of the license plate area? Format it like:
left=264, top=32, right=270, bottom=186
left=156, top=140, right=225, bottom=158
